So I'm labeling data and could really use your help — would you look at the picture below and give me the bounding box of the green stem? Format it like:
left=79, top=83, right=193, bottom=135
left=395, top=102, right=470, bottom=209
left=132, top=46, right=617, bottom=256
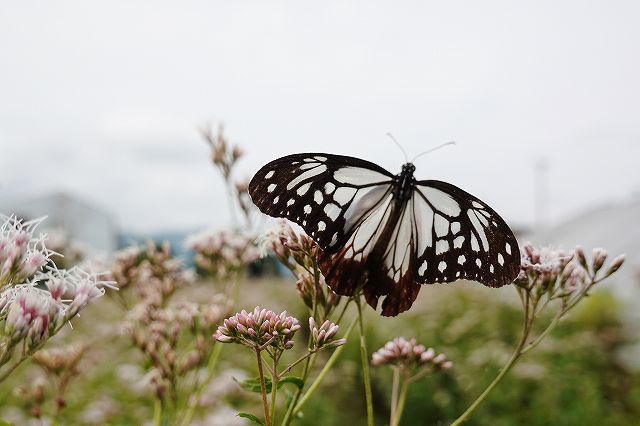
left=287, top=316, right=358, bottom=422
left=179, top=343, right=223, bottom=426
left=390, top=367, right=400, bottom=426
left=393, top=374, right=410, bottom=426
left=270, top=355, right=279, bottom=426
left=450, top=291, right=532, bottom=426
left=521, top=310, right=563, bottom=355
left=256, top=349, right=272, bottom=426
left=0, top=355, right=27, bottom=383
left=357, top=300, right=374, bottom=426
left=153, top=399, right=162, bottom=426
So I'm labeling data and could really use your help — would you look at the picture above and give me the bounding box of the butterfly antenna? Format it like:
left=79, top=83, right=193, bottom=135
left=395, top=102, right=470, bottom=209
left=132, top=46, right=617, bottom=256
left=386, top=132, right=409, bottom=163
left=410, top=141, right=456, bottom=162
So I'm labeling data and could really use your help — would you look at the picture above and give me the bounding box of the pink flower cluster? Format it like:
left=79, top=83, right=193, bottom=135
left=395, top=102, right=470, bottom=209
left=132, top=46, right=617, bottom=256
left=186, top=229, right=260, bottom=279
left=214, top=307, right=301, bottom=350
left=2, top=268, right=113, bottom=350
left=518, top=244, right=625, bottom=296
left=309, top=317, right=346, bottom=350
left=259, top=220, right=318, bottom=270
left=0, top=215, right=52, bottom=287
left=371, top=337, right=452, bottom=370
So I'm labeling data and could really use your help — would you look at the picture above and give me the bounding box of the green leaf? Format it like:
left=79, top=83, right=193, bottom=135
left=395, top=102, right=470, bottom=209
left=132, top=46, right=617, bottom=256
left=234, top=376, right=304, bottom=394
left=235, top=376, right=273, bottom=393
left=237, top=412, right=266, bottom=425
left=0, top=420, right=14, bottom=426
left=278, top=376, right=304, bottom=390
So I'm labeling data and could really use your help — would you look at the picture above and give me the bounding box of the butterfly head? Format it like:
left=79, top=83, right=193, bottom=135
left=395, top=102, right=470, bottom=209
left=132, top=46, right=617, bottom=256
left=401, top=163, right=416, bottom=175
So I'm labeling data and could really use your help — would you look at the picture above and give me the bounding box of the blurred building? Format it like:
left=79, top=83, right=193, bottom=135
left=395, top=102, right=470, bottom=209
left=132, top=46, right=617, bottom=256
left=0, top=191, right=119, bottom=254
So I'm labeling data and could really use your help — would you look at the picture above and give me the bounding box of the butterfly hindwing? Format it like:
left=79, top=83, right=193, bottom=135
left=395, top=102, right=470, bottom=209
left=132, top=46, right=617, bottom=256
left=412, top=180, right=520, bottom=287
left=249, top=153, right=394, bottom=250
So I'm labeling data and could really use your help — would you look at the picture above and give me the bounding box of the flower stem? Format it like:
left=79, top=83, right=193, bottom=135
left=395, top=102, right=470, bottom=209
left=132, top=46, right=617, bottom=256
left=153, top=399, right=162, bottom=426
left=393, top=374, right=410, bottom=426
left=450, top=290, right=532, bottom=426
left=390, top=367, right=400, bottom=426
left=357, top=299, right=374, bottom=426
left=179, top=343, right=223, bottom=426
left=270, top=355, right=279, bottom=426
left=284, top=316, right=358, bottom=423
left=256, top=348, right=272, bottom=426
left=521, top=310, right=563, bottom=355
left=0, top=355, right=27, bottom=383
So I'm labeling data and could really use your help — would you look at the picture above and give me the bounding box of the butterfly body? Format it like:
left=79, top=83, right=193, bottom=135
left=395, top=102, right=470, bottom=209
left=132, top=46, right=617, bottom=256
left=249, top=153, right=520, bottom=316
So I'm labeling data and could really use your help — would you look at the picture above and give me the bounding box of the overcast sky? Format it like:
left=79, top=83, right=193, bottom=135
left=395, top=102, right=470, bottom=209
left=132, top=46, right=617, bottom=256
left=1, top=1, right=639, bottom=234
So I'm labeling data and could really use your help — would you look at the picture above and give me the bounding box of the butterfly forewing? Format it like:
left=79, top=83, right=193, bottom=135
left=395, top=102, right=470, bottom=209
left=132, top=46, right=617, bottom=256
left=412, top=180, right=520, bottom=287
left=248, top=153, right=394, bottom=250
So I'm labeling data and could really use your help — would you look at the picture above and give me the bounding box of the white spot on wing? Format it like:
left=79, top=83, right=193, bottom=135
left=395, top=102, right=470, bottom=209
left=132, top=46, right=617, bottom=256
left=268, top=184, right=277, bottom=193
left=286, top=165, right=328, bottom=190
left=470, top=234, right=480, bottom=251
left=333, top=187, right=357, bottom=205
left=324, top=182, right=336, bottom=194
left=333, top=167, right=390, bottom=185
left=476, top=258, right=482, bottom=267
left=498, top=253, right=504, bottom=266
left=453, top=235, right=465, bottom=249
left=434, top=214, right=449, bottom=237
left=505, top=243, right=512, bottom=255
left=273, top=196, right=279, bottom=204
left=467, top=210, right=489, bottom=251
left=451, top=222, right=461, bottom=234
left=490, top=264, right=494, bottom=273
left=314, top=190, right=323, bottom=204
left=438, top=261, right=447, bottom=272
left=418, top=261, right=428, bottom=275
left=413, top=194, right=434, bottom=252
left=472, top=201, right=484, bottom=209
left=297, top=183, right=311, bottom=195
left=458, top=255, right=466, bottom=265
left=420, top=187, right=461, bottom=216
left=436, top=240, right=449, bottom=255
left=299, top=162, right=319, bottom=170
left=265, top=170, right=275, bottom=179
left=324, top=203, right=340, bottom=221
left=303, top=205, right=312, bottom=214
left=314, top=156, right=327, bottom=162
left=474, top=210, right=489, bottom=227
left=318, top=221, right=326, bottom=231
left=287, top=199, right=295, bottom=206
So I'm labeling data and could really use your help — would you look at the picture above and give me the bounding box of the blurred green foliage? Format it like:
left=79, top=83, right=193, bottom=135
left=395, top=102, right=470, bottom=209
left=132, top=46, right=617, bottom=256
left=0, top=279, right=638, bottom=425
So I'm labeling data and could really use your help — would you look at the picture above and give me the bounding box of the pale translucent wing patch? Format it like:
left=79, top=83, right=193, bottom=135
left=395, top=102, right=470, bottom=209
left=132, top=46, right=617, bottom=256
left=413, top=180, right=520, bottom=287
left=249, top=153, right=393, bottom=251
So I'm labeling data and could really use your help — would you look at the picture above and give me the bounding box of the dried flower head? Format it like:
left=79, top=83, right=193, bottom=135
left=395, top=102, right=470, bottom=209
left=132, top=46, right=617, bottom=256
left=214, top=307, right=301, bottom=350
left=33, top=343, right=86, bottom=376
left=371, top=337, right=452, bottom=370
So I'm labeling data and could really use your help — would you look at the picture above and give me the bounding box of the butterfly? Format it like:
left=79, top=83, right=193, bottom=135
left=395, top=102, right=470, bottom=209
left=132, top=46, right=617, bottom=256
left=249, top=153, right=520, bottom=316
